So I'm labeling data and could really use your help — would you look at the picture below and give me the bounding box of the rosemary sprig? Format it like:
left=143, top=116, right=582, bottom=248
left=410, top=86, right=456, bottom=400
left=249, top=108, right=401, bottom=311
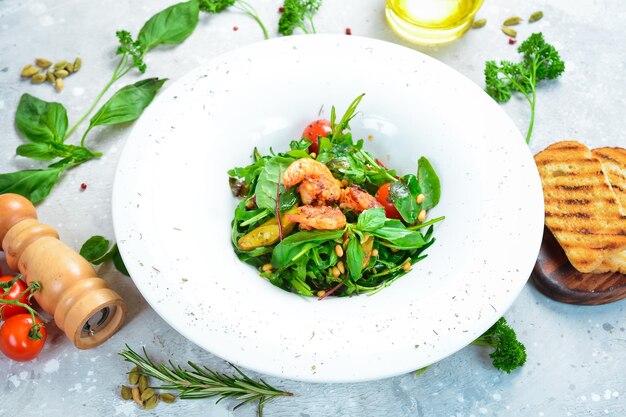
left=119, top=345, right=293, bottom=416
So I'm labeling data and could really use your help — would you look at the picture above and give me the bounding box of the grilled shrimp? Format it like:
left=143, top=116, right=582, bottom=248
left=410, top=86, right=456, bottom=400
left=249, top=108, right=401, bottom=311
left=339, top=185, right=382, bottom=213
left=283, top=158, right=342, bottom=205
left=285, top=205, right=347, bottom=231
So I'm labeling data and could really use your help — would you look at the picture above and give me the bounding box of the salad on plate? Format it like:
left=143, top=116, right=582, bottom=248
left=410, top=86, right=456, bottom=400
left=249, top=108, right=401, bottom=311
left=228, top=95, right=443, bottom=298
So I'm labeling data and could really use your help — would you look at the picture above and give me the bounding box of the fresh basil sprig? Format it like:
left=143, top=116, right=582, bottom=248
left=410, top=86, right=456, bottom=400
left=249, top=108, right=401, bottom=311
left=139, top=0, right=200, bottom=52
left=80, top=235, right=130, bottom=276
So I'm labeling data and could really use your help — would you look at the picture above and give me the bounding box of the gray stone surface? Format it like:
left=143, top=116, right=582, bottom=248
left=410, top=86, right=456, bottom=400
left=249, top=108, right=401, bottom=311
left=0, top=0, right=624, bottom=416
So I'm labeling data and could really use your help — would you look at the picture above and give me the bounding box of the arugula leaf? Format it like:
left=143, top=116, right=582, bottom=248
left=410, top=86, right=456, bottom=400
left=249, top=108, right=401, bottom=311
left=272, top=229, right=344, bottom=269
left=417, top=157, right=441, bottom=211
left=356, top=207, right=386, bottom=232
left=346, top=235, right=364, bottom=281
left=330, top=93, right=365, bottom=142
left=15, top=94, right=68, bottom=144
left=138, top=0, right=200, bottom=52
left=89, top=78, right=167, bottom=128
left=254, top=156, right=296, bottom=211
left=0, top=167, right=64, bottom=204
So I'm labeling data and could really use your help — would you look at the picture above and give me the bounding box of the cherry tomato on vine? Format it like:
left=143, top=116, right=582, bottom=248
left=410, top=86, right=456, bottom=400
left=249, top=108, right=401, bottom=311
left=0, top=276, right=30, bottom=321
left=301, top=119, right=331, bottom=154
left=376, top=182, right=402, bottom=220
left=0, top=314, right=46, bottom=361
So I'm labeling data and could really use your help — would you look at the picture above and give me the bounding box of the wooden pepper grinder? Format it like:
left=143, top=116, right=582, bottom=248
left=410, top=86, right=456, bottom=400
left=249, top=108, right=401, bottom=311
left=0, top=193, right=126, bottom=349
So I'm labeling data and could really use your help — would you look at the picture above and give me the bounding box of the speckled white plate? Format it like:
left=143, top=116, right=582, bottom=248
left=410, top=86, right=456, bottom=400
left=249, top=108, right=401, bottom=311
left=112, top=35, right=543, bottom=383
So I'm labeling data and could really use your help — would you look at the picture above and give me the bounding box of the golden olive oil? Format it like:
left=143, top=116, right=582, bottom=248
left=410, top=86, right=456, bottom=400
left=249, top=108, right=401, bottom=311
left=386, top=0, right=484, bottom=45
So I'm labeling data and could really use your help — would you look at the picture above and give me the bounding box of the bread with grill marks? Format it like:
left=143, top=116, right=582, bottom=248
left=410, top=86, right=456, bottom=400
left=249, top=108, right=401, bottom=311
left=534, top=141, right=626, bottom=273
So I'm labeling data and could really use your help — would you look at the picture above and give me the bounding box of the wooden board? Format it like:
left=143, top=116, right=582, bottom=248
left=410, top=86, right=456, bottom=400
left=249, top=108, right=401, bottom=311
left=532, top=226, right=626, bottom=305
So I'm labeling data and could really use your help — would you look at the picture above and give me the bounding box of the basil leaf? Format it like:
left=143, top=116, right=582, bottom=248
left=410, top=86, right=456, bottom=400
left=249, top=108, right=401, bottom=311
left=272, top=230, right=344, bottom=269
left=15, top=94, right=68, bottom=144
left=138, top=0, right=200, bottom=52
left=346, top=235, right=364, bottom=281
left=0, top=167, right=64, bottom=203
left=80, top=236, right=112, bottom=265
left=255, top=156, right=295, bottom=211
left=89, top=78, right=167, bottom=128
left=390, top=181, right=418, bottom=223
left=371, top=220, right=426, bottom=249
left=112, top=245, right=130, bottom=276
left=357, top=207, right=386, bottom=232
left=418, top=157, right=441, bottom=211
left=16, top=143, right=59, bottom=161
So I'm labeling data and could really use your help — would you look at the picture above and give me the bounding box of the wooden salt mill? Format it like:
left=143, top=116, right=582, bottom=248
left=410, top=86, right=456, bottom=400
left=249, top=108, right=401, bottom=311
left=0, top=193, right=126, bottom=348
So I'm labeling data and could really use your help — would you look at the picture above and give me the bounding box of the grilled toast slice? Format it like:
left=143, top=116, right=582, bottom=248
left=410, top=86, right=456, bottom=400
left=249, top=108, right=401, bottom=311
left=591, top=147, right=626, bottom=273
left=534, top=141, right=626, bottom=273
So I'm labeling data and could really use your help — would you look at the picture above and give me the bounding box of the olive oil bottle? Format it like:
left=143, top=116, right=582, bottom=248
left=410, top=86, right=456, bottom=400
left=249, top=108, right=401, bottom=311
left=386, top=0, right=484, bottom=45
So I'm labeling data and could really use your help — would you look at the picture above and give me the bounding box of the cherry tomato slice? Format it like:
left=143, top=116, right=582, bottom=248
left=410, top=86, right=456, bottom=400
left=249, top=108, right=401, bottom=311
left=0, top=314, right=46, bottom=361
left=0, top=276, right=30, bottom=321
left=301, top=119, right=331, bottom=154
left=376, top=182, right=402, bottom=220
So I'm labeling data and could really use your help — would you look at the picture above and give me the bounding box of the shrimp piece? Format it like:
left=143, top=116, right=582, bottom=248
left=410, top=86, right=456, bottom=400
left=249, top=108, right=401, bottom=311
left=339, top=185, right=382, bottom=213
left=283, top=158, right=342, bottom=205
left=285, top=205, right=347, bottom=231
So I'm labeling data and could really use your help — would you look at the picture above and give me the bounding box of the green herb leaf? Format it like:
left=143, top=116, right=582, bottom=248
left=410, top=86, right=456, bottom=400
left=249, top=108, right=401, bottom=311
left=272, top=229, right=344, bottom=269
left=138, top=0, right=200, bottom=52
left=390, top=181, right=418, bottom=223
left=89, top=78, right=167, bottom=128
left=15, top=94, right=68, bottom=144
left=254, top=156, right=296, bottom=211
left=370, top=220, right=426, bottom=249
left=112, top=245, right=130, bottom=276
left=417, top=157, right=441, bottom=211
left=16, top=143, right=59, bottom=161
left=198, top=0, right=235, bottom=13
left=356, top=207, right=386, bottom=232
left=80, top=236, right=112, bottom=265
left=278, top=0, right=322, bottom=35
left=346, top=235, right=364, bottom=281
left=0, top=167, right=64, bottom=204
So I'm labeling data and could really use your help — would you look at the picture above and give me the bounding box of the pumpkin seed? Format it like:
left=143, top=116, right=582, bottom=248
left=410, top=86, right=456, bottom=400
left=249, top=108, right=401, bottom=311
left=55, top=77, right=64, bottom=92
left=54, top=70, right=69, bottom=79
left=21, top=65, right=41, bottom=77
left=73, top=57, right=82, bottom=72
left=54, top=60, right=69, bottom=70
left=121, top=385, right=132, bottom=400
left=131, top=386, right=143, bottom=406
left=529, top=11, right=544, bottom=23
left=144, top=395, right=159, bottom=411
left=46, top=71, right=56, bottom=83
left=138, top=375, right=149, bottom=392
left=128, top=367, right=140, bottom=385
left=31, top=73, right=46, bottom=84
left=471, top=18, right=487, bottom=29
left=501, top=26, right=517, bottom=37
left=159, top=393, right=176, bottom=404
left=35, top=58, right=52, bottom=68
left=141, top=388, right=155, bottom=401
left=503, top=16, right=523, bottom=26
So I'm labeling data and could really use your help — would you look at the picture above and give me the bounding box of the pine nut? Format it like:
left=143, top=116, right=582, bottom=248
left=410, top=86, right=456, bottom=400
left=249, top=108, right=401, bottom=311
left=416, top=193, right=425, bottom=204
left=371, top=249, right=379, bottom=257
left=337, top=261, right=345, bottom=274
left=418, top=209, right=427, bottom=222
left=331, top=266, right=341, bottom=277
left=402, top=261, right=411, bottom=271
left=317, top=290, right=326, bottom=297
left=262, top=263, right=273, bottom=272
left=335, top=244, right=344, bottom=257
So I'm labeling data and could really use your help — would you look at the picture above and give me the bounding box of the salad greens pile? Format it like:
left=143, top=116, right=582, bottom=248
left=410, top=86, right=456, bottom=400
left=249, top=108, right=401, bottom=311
left=228, top=95, right=443, bottom=297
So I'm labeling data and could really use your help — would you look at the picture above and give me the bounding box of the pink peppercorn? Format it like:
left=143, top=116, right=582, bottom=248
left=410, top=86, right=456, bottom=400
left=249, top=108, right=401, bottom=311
left=345, top=28, right=352, bottom=35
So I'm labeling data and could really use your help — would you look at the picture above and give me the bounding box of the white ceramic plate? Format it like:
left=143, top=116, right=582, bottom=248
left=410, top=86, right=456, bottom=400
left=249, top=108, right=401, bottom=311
left=113, top=35, right=543, bottom=383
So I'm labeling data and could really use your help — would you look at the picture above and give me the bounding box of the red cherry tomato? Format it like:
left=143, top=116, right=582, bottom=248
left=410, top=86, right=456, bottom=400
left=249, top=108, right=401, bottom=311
left=376, top=183, right=402, bottom=220
left=0, top=314, right=46, bottom=361
left=301, top=119, right=331, bottom=154
left=0, top=276, right=30, bottom=321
